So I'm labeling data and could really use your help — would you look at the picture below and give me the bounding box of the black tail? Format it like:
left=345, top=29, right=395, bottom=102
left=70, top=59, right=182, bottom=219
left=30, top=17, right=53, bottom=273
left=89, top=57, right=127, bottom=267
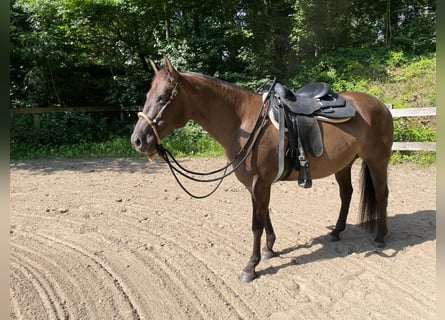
left=359, top=162, right=377, bottom=231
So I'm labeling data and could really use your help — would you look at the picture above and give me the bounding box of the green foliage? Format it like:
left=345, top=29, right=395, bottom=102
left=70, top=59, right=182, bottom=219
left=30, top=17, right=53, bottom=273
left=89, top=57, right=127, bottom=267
left=9, top=0, right=436, bottom=164
left=291, top=0, right=436, bottom=59
left=11, top=136, right=138, bottom=160
left=291, top=46, right=389, bottom=91
left=391, top=151, right=436, bottom=166
left=371, top=54, right=435, bottom=109
left=162, top=121, right=224, bottom=157
left=11, top=0, right=436, bottom=107
left=291, top=48, right=435, bottom=110
left=10, top=112, right=132, bottom=159
left=393, top=119, right=436, bottom=143
left=10, top=116, right=223, bottom=160
left=391, top=118, right=436, bottom=165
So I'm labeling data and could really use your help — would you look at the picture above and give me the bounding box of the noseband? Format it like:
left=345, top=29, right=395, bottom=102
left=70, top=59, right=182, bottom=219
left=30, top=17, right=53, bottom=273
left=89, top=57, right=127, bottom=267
left=137, top=80, right=179, bottom=146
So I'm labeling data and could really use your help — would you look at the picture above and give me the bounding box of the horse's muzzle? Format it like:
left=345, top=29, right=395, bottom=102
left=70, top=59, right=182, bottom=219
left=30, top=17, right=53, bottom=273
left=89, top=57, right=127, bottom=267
left=131, top=132, right=155, bottom=154
left=130, top=133, right=143, bottom=152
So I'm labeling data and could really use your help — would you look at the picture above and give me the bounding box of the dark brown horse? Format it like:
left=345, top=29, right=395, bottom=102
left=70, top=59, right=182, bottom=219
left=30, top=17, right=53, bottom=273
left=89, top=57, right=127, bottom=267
left=131, top=56, right=393, bottom=282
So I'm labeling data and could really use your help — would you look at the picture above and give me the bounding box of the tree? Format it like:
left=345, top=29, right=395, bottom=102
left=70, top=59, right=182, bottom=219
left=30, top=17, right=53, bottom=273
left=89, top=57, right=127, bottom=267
left=238, top=0, right=296, bottom=80
left=290, top=0, right=436, bottom=59
left=10, top=0, right=436, bottom=109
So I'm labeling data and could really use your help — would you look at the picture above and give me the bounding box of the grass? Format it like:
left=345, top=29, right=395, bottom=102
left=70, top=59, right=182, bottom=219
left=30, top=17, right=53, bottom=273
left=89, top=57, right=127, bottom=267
left=10, top=133, right=224, bottom=160
left=390, top=151, right=436, bottom=166
left=11, top=136, right=139, bottom=160
left=366, top=55, right=436, bottom=109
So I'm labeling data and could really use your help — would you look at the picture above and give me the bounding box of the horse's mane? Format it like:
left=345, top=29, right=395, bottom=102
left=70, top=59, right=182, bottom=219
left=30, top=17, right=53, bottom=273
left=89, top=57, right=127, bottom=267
left=181, top=71, right=255, bottom=97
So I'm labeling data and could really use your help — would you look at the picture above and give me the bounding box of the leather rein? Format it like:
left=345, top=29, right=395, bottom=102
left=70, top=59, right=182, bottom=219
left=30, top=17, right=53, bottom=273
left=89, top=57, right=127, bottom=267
left=137, top=77, right=277, bottom=199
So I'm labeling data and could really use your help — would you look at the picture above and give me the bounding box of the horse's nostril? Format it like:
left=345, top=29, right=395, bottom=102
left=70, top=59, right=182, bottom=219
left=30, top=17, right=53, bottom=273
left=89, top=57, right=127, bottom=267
left=132, top=135, right=142, bottom=148
left=135, top=137, right=142, bottom=147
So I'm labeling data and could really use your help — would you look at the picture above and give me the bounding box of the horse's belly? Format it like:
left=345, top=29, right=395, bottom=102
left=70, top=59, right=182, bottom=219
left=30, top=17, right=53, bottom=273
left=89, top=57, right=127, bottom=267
left=284, top=145, right=358, bottom=181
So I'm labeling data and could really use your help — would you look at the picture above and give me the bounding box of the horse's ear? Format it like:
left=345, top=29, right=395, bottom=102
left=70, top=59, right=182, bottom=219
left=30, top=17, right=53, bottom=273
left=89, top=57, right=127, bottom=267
left=149, top=59, right=159, bottom=74
left=163, top=55, right=179, bottom=79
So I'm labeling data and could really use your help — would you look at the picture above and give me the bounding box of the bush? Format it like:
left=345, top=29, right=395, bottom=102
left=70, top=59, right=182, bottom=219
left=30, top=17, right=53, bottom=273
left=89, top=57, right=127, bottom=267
left=393, top=119, right=436, bottom=143
left=10, top=116, right=223, bottom=160
left=162, top=121, right=223, bottom=157
left=10, top=112, right=132, bottom=159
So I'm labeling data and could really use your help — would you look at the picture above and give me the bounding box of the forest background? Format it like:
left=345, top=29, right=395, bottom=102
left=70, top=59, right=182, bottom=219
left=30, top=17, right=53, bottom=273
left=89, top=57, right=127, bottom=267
left=9, top=0, right=437, bottom=163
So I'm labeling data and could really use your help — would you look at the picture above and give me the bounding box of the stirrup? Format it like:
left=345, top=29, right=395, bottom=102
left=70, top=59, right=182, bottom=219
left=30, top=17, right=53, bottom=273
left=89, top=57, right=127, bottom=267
left=298, top=162, right=312, bottom=188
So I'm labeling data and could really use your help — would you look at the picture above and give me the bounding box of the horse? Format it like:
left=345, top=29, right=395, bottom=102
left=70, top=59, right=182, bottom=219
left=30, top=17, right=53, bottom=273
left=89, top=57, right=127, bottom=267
left=131, top=55, right=393, bottom=282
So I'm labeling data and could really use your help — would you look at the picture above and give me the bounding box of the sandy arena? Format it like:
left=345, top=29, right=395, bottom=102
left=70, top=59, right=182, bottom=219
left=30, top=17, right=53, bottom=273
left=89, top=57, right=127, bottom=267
left=10, top=157, right=436, bottom=319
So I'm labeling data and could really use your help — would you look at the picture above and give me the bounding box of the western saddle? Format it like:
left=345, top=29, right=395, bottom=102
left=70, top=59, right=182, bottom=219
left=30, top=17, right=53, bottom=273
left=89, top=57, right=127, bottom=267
left=261, top=79, right=356, bottom=188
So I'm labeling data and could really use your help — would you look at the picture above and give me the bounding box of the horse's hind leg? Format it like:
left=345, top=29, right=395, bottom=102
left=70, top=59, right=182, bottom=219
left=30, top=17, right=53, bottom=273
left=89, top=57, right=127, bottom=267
left=261, top=210, right=276, bottom=260
left=328, top=162, right=354, bottom=242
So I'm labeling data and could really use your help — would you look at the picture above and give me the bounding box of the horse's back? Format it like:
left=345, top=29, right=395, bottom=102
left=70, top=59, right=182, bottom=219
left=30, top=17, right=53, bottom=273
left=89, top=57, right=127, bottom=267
left=340, top=91, right=394, bottom=154
left=341, top=91, right=393, bottom=125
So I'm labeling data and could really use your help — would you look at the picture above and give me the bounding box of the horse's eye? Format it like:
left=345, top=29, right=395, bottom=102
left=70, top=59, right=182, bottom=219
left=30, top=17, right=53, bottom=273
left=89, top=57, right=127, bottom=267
left=157, top=94, right=167, bottom=103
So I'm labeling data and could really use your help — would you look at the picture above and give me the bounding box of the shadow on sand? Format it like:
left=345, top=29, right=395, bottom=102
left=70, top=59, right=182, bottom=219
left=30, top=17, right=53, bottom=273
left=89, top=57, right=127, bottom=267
left=257, top=209, right=436, bottom=278
left=9, top=157, right=178, bottom=175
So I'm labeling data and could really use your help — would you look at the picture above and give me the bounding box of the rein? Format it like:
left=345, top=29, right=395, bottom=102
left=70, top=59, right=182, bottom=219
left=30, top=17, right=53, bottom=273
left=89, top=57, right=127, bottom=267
left=137, top=77, right=277, bottom=199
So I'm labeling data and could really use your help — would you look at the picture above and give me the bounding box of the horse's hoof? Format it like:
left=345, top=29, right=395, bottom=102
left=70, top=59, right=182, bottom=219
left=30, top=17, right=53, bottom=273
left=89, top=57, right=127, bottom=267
left=261, top=250, right=275, bottom=260
left=374, top=240, right=385, bottom=249
left=374, top=235, right=386, bottom=248
left=239, top=271, right=256, bottom=283
left=327, top=232, right=340, bottom=242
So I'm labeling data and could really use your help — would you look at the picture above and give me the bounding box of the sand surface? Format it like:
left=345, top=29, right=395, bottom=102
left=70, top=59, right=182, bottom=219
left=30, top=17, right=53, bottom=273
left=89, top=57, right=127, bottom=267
left=10, top=157, right=436, bottom=319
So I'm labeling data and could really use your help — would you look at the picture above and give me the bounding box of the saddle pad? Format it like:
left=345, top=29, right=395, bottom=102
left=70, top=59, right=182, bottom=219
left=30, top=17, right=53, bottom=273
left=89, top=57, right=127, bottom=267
left=268, top=108, right=352, bottom=130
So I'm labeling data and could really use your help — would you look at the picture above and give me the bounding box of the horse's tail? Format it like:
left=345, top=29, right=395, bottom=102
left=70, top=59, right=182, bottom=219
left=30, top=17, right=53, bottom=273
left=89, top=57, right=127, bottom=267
left=359, top=162, right=377, bottom=231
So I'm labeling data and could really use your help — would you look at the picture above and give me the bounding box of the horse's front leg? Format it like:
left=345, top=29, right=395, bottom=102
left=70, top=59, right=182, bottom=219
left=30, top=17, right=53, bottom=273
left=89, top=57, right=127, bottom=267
left=240, top=180, right=272, bottom=282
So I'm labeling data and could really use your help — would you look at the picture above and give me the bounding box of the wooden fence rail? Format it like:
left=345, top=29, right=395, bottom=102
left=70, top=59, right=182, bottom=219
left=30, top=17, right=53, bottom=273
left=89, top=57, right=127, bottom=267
left=388, top=106, right=436, bottom=151
left=10, top=105, right=436, bottom=151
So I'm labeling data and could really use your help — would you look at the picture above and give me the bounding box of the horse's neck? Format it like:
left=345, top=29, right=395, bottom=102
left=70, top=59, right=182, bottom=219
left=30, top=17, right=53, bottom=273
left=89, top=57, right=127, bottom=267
left=183, top=74, right=262, bottom=156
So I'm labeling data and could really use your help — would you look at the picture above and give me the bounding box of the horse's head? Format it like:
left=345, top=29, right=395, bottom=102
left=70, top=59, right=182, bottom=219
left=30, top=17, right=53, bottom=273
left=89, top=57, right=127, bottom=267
left=131, top=56, right=189, bottom=156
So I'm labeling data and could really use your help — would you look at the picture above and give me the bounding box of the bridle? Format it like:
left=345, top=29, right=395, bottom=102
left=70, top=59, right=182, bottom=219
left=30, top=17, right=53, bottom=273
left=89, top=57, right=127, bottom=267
left=136, top=76, right=277, bottom=198
left=137, top=80, right=179, bottom=146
